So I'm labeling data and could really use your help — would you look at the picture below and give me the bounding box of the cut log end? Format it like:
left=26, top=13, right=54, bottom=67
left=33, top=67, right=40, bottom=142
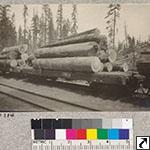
left=104, top=62, right=113, bottom=72
left=10, top=60, right=17, bottom=68
left=122, top=63, right=129, bottom=72
left=108, top=49, right=117, bottom=63
left=91, top=58, right=104, bottom=72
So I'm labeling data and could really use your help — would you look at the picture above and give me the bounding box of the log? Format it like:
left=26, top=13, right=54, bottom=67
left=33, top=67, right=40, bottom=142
left=97, top=50, right=109, bottom=63
left=0, top=60, right=12, bottom=68
left=0, top=54, right=8, bottom=59
left=1, top=44, right=28, bottom=55
left=32, top=56, right=103, bottom=73
left=10, top=59, right=18, bottom=68
left=0, top=51, right=20, bottom=59
left=41, top=28, right=107, bottom=50
left=112, top=61, right=129, bottom=72
left=107, top=49, right=117, bottom=63
left=35, top=42, right=99, bottom=58
left=103, top=62, right=113, bottom=72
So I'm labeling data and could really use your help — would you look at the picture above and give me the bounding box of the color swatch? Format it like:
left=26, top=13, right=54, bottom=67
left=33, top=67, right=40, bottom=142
left=31, top=119, right=132, bottom=140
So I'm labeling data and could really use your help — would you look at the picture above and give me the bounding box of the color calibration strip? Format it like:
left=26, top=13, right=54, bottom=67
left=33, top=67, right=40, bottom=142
left=32, top=128, right=130, bottom=140
left=31, top=119, right=133, bottom=150
left=31, top=118, right=132, bottom=140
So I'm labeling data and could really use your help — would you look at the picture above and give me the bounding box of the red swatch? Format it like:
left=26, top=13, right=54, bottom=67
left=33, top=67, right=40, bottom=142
left=77, top=129, right=86, bottom=139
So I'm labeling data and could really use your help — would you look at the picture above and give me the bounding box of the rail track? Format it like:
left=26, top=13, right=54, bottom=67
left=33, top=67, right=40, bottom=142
left=0, top=82, right=95, bottom=112
left=0, top=75, right=150, bottom=111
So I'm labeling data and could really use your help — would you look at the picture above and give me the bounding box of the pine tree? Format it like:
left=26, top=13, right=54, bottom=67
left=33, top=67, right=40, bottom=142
left=62, top=18, right=71, bottom=38
left=23, top=5, right=28, bottom=44
left=71, top=4, right=78, bottom=35
left=56, top=4, right=63, bottom=39
left=18, top=26, right=23, bottom=44
left=0, top=5, right=17, bottom=50
left=38, top=13, right=45, bottom=46
left=31, top=11, right=39, bottom=49
left=42, top=4, right=49, bottom=44
left=105, top=4, right=121, bottom=49
left=10, top=12, right=17, bottom=46
left=47, top=6, right=55, bottom=44
left=42, top=5, right=55, bottom=44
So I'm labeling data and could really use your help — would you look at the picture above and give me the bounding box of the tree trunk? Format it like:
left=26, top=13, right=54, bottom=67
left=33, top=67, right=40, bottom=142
left=32, top=56, right=103, bottom=73
left=41, top=28, right=107, bottom=50
left=35, top=42, right=99, bottom=58
left=103, top=62, right=113, bottom=72
left=1, top=44, right=28, bottom=54
left=112, top=61, right=129, bottom=72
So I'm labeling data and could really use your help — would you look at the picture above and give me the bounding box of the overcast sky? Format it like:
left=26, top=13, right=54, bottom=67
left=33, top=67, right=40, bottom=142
left=10, top=4, right=150, bottom=42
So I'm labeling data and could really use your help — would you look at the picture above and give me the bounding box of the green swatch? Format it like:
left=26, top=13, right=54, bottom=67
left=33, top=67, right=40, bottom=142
left=97, top=129, right=108, bottom=139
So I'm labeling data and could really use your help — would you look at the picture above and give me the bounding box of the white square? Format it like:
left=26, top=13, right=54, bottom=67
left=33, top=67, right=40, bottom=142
left=31, top=130, right=35, bottom=140
left=112, top=119, right=122, bottom=128
left=56, top=129, right=66, bottom=140
left=136, top=136, right=150, bottom=150
left=122, top=119, right=133, bottom=129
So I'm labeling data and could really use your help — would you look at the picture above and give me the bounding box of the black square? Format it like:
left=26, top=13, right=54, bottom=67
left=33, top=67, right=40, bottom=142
left=52, top=119, right=62, bottom=129
left=61, top=119, right=72, bottom=129
left=34, top=129, right=44, bottom=140
left=31, top=119, right=41, bottom=129
left=42, top=119, right=53, bottom=129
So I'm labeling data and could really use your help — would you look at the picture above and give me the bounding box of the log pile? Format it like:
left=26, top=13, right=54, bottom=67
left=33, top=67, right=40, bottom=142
left=0, top=28, right=131, bottom=74
left=32, top=28, right=129, bottom=73
left=0, top=44, right=29, bottom=70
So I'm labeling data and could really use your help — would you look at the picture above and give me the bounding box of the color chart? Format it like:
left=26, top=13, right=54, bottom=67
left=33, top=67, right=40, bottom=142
left=31, top=118, right=133, bottom=150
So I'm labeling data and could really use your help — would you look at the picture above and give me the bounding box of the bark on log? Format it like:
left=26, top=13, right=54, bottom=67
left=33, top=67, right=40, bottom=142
left=32, top=56, right=103, bottom=73
left=112, top=61, right=129, bottom=72
left=1, top=44, right=28, bottom=54
left=103, top=62, right=113, bottom=72
left=35, top=42, right=99, bottom=58
left=97, top=50, right=109, bottom=63
left=0, top=60, right=12, bottom=68
left=0, top=54, right=8, bottom=59
left=0, top=51, right=20, bottom=59
left=41, top=28, right=107, bottom=50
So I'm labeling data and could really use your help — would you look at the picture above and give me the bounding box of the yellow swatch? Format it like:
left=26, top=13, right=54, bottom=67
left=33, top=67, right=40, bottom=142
left=86, top=129, right=97, bottom=140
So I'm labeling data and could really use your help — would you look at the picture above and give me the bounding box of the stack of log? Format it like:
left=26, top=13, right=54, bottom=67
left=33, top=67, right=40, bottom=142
left=0, top=44, right=28, bottom=70
left=0, top=28, right=131, bottom=74
left=32, top=28, right=129, bottom=73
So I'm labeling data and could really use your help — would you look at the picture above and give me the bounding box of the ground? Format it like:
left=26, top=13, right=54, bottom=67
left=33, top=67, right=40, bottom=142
left=0, top=74, right=150, bottom=111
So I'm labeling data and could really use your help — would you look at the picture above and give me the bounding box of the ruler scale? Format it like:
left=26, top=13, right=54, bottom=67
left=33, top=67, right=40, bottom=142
left=31, top=119, right=133, bottom=150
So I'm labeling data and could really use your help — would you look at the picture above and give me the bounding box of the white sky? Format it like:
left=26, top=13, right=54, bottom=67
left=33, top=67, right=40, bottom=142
left=10, top=4, right=150, bottom=42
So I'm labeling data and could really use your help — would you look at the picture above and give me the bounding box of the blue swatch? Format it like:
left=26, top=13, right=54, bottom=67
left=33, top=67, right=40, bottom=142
left=108, top=129, right=119, bottom=139
left=119, top=129, right=129, bottom=139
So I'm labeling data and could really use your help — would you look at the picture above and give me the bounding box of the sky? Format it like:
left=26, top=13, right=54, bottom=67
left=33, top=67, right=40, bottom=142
left=10, top=4, right=150, bottom=42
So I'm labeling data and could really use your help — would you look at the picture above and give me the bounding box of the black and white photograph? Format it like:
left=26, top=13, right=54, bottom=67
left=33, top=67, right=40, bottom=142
left=0, top=3, right=150, bottom=111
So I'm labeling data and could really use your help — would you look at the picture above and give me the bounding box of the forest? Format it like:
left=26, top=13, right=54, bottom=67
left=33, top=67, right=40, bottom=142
left=0, top=4, right=78, bottom=51
left=0, top=4, right=150, bottom=55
